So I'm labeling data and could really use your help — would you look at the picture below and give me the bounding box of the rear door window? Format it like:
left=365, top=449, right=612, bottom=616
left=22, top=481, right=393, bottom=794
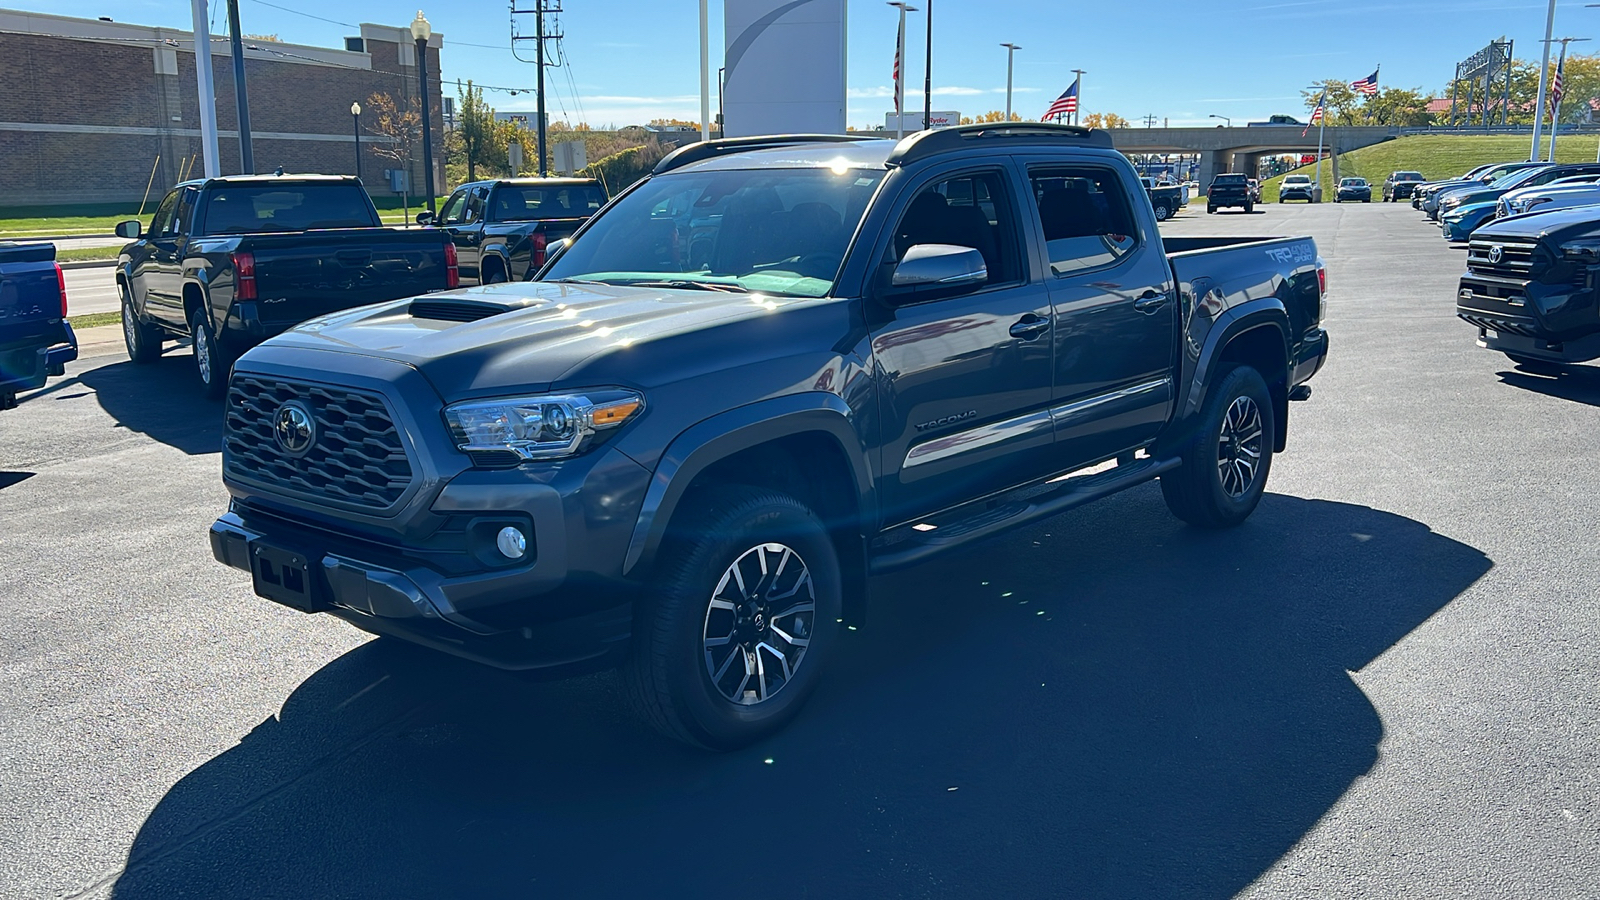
left=1027, top=167, right=1139, bottom=276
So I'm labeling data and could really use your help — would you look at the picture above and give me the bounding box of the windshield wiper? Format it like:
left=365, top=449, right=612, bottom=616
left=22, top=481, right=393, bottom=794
left=627, top=280, right=750, bottom=293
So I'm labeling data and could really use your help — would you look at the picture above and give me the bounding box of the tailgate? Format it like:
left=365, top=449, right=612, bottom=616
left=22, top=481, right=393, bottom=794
left=0, top=250, right=68, bottom=352
left=244, top=229, right=450, bottom=325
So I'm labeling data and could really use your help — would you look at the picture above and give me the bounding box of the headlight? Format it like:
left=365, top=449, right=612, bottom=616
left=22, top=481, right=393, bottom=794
left=1442, top=196, right=1465, bottom=210
left=1522, top=197, right=1551, bottom=213
left=443, top=389, right=644, bottom=462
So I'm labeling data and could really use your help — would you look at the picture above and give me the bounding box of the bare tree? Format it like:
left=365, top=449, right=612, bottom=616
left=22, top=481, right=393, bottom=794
left=365, top=91, right=423, bottom=218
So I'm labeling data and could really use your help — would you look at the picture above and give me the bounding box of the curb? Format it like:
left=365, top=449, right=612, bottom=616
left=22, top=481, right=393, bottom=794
left=61, top=259, right=117, bottom=271
left=0, top=232, right=117, bottom=242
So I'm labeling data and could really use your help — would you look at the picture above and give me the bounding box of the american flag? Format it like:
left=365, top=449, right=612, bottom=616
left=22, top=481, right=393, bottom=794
left=1350, top=69, right=1380, bottom=96
left=892, top=18, right=904, bottom=114
left=1044, top=81, right=1078, bottom=122
left=1551, top=59, right=1566, bottom=116
left=1303, top=93, right=1325, bottom=136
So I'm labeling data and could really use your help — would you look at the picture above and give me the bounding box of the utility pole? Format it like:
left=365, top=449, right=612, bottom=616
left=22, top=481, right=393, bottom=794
left=512, top=0, right=564, bottom=173
left=189, top=0, right=221, bottom=178
left=225, top=0, right=253, bottom=173
left=1000, top=43, right=1020, bottom=123
left=1532, top=0, right=1558, bottom=161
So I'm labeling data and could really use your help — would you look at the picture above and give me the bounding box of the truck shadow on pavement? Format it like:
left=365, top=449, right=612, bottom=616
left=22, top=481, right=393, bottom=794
left=1497, top=364, right=1600, bottom=407
left=110, top=488, right=1490, bottom=900
left=78, top=353, right=222, bottom=455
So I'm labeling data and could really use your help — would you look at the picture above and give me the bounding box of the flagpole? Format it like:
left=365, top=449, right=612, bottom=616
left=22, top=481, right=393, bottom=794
left=1071, top=69, right=1085, bottom=126
left=1316, top=90, right=1327, bottom=203
left=1549, top=42, right=1566, bottom=161
left=1531, top=0, right=1557, bottom=161
left=888, top=2, right=914, bottom=138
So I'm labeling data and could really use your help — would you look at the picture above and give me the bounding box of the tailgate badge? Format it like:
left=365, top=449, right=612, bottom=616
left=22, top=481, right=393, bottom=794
left=1488, top=245, right=1504, bottom=264
left=273, top=402, right=316, bottom=456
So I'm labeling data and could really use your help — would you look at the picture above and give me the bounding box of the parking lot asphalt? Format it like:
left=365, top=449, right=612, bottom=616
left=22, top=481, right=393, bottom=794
left=1, top=201, right=1596, bottom=899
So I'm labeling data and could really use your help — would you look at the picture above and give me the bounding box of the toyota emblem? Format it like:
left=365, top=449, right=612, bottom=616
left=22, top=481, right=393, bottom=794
left=273, top=402, right=315, bottom=456
left=1488, top=244, right=1505, bottom=264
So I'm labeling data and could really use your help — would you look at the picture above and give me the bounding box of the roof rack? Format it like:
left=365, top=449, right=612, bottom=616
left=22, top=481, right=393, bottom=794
left=885, top=123, right=1114, bottom=168
left=653, top=134, right=862, bottom=174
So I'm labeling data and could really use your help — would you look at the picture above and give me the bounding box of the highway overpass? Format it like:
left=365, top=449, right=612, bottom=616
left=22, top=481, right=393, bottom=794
left=1104, top=125, right=1398, bottom=185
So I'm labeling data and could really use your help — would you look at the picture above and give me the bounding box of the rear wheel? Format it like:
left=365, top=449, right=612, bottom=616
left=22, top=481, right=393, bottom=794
left=482, top=260, right=507, bottom=284
left=1244, top=201, right=1254, bottom=213
left=624, top=486, right=842, bottom=750
left=1153, top=204, right=1171, bottom=221
left=1206, top=205, right=1216, bottom=214
left=121, top=282, right=162, bottom=364
left=1161, top=365, right=1274, bottom=528
left=188, top=306, right=230, bottom=399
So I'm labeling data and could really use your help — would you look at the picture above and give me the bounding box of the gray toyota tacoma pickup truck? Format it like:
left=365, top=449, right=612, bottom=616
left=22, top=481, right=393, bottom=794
left=209, top=125, right=1330, bottom=749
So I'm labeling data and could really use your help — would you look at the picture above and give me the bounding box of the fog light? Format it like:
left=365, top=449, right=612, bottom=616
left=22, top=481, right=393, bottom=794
left=496, top=526, right=527, bottom=559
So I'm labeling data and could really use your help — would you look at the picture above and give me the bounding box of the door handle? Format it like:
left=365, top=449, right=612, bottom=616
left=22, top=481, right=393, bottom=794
left=1133, top=290, right=1170, bottom=314
left=1009, top=314, right=1051, bottom=340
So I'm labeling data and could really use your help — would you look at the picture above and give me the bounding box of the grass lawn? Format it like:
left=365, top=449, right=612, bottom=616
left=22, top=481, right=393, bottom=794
left=56, top=246, right=121, bottom=262
left=68, top=311, right=121, bottom=329
left=1258, top=133, right=1600, bottom=203
left=0, top=214, right=137, bottom=238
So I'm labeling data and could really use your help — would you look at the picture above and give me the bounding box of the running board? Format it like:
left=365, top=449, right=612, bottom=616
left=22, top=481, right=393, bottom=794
left=868, top=456, right=1180, bottom=575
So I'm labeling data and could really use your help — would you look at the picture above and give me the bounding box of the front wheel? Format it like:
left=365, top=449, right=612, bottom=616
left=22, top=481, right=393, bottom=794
left=188, top=307, right=230, bottom=399
left=624, top=486, right=842, bottom=750
left=1153, top=204, right=1171, bottom=221
left=1161, top=365, right=1275, bottom=528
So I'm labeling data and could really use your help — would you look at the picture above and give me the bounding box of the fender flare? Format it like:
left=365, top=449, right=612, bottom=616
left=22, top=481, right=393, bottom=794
left=1182, top=298, right=1291, bottom=451
left=621, top=392, right=875, bottom=578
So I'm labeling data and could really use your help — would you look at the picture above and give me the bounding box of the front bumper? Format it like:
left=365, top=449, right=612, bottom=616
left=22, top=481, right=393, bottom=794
left=1458, top=272, right=1600, bottom=362
left=1441, top=213, right=1490, bottom=242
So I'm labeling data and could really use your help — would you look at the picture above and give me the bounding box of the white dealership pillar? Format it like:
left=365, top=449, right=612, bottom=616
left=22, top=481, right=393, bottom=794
left=190, top=0, right=221, bottom=177
left=1531, top=0, right=1557, bottom=162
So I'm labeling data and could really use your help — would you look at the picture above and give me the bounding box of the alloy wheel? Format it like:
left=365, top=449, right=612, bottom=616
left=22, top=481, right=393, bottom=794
left=1216, top=395, right=1263, bottom=498
left=702, top=542, right=816, bottom=706
left=194, top=321, right=213, bottom=384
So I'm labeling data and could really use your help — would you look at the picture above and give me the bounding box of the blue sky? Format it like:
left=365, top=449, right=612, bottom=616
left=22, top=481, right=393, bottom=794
left=15, top=0, right=1600, bottom=127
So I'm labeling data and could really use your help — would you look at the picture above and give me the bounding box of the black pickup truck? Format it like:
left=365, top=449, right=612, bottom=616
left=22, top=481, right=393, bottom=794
left=1208, top=173, right=1255, bottom=213
left=209, top=126, right=1329, bottom=749
left=424, top=177, right=607, bottom=284
left=0, top=242, right=77, bottom=410
left=1139, top=177, right=1186, bottom=221
left=116, top=174, right=457, bottom=396
left=1457, top=207, right=1600, bottom=366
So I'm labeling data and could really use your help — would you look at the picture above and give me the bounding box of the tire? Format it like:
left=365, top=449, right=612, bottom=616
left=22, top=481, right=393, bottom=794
left=1363, top=197, right=1371, bottom=203
left=1505, top=353, right=1564, bottom=375
left=1161, top=365, right=1275, bottom=529
left=188, top=306, right=230, bottom=399
left=121, top=281, right=162, bottom=364
left=1207, top=206, right=1216, bottom=214
left=1153, top=204, right=1170, bottom=222
left=624, top=485, right=843, bottom=750
left=1244, top=201, right=1254, bottom=214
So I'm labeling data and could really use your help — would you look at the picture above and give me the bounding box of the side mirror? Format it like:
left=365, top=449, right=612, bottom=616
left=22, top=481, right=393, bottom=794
left=544, top=237, right=571, bottom=264
left=115, top=219, right=142, bottom=240
left=890, top=244, right=988, bottom=295
left=416, top=211, right=436, bottom=226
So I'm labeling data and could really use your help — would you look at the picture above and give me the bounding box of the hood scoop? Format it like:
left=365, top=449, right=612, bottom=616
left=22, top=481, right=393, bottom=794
left=408, top=298, right=511, bottom=323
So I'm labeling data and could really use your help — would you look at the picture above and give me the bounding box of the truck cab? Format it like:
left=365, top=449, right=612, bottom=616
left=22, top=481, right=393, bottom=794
left=425, top=178, right=607, bottom=284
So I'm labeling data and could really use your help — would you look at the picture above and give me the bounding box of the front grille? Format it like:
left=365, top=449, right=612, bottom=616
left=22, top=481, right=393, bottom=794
left=225, top=376, right=414, bottom=511
left=1466, top=238, right=1539, bottom=280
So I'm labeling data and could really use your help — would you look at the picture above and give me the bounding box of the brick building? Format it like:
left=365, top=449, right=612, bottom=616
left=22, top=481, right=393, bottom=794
left=0, top=8, right=445, bottom=210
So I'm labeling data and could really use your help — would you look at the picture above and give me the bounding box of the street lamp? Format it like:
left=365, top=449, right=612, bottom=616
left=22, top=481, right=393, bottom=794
left=1209, top=113, right=1231, bottom=127
left=410, top=10, right=438, bottom=218
left=1000, top=43, right=1020, bottom=124
left=350, top=101, right=362, bottom=180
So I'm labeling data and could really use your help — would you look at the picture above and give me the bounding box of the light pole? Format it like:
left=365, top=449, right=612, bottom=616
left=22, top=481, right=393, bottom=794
left=1001, top=43, right=1020, bottom=123
left=1070, top=69, right=1085, bottom=126
left=699, top=0, right=710, bottom=142
left=1532, top=0, right=1558, bottom=161
left=410, top=11, right=438, bottom=217
left=350, top=101, right=362, bottom=180
left=889, top=2, right=917, bottom=137
left=922, top=0, right=932, bottom=130
left=1209, top=113, right=1231, bottom=127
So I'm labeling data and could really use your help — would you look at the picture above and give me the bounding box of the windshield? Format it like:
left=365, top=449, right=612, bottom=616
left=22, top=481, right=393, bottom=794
left=1341, top=179, right=1365, bottom=186
left=491, top=184, right=607, bottom=222
left=1285, top=176, right=1311, bottom=184
left=1488, top=167, right=1544, bottom=190
left=1396, top=172, right=1423, bottom=181
left=542, top=166, right=885, bottom=298
left=200, top=184, right=377, bottom=234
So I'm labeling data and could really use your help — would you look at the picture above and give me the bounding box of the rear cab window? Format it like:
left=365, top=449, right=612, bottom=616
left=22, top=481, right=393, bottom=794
left=200, top=184, right=379, bottom=234
left=490, top=184, right=607, bottom=222
left=1027, top=166, right=1139, bottom=276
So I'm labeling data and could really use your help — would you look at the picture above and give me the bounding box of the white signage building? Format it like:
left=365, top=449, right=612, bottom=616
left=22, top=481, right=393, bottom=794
left=722, top=0, right=847, bottom=137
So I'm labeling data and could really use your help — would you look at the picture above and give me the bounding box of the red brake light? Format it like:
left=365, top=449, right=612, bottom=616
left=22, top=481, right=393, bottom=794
left=444, top=240, right=460, bottom=289
left=531, top=231, right=549, bottom=269
left=54, top=263, right=67, bottom=318
left=1317, top=264, right=1327, bottom=297
left=232, top=251, right=257, bottom=301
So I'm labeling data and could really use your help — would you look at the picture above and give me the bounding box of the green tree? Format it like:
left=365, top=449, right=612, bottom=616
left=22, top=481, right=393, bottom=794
left=1365, top=87, right=1435, bottom=126
left=456, top=80, right=499, bottom=182
left=1082, top=112, right=1130, bottom=129
left=1302, top=79, right=1361, bottom=125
